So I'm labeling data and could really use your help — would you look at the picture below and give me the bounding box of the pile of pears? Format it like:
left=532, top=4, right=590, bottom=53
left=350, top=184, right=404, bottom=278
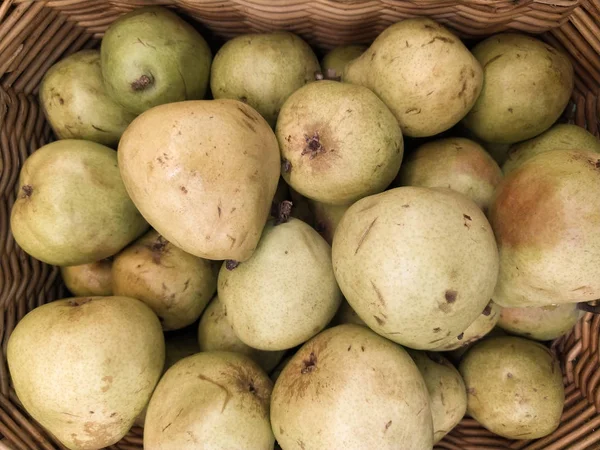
left=7, top=6, right=600, bottom=450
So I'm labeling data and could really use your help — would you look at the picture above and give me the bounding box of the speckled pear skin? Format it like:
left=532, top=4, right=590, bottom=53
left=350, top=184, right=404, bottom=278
left=462, top=34, right=573, bottom=144
left=218, top=217, right=342, bottom=351
left=277, top=80, right=403, bottom=205
left=432, top=300, right=500, bottom=351
left=503, top=124, right=600, bottom=175
left=396, top=137, right=502, bottom=211
left=7, top=296, right=165, bottom=450
left=10, top=139, right=149, bottom=267
left=407, top=350, right=467, bottom=443
left=210, top=31, right=320, bottom=127
left=112, top=229, right=217, bottom=331
left=344, top=18, right=483, bottom=138
left=459, top=336, right=564, bottom=439
left=332, top=186, right=499, bottom=350
left=498, top=303, right=582, bottom=341
left=101, top=6, right=212, bottom=115
left=197, top=296, right=285, bottom=372
left=117, top=99, right=281, bottom=262
left=39, top=50, right=136, bottom=147
left=271, top=324, right=433, bottom=450
left=144, top=352, right=274, bottom=450
left=489, top=149, right=600, bottom=307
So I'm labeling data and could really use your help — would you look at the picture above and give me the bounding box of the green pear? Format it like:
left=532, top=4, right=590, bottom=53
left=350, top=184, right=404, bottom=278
left=210, top=31, right=320, bottom=127
left=489, top=149, right=600, bottom=307
left=61, top=259, right=113, bottom=297
left=271, top=324, right=433, bottom=449
left=117, top=99, right=281, bottom=262
left=218, top=217, right=342, bottom=351
left=498, top=303, right=581, bottom=341
left=462, top=34, right=573, bottom=144
left=277, top=80, right=403, bottom=205
left=101, top=6, right=212, bottom=115
left=344, top=18, right=483, bottom=137
left=10, top=140, right=148, bottom=266
left=39, top=50, right=136, bottom=147
left=459, top=336, right=564, bottom=439
left=197, top=296, right=285, bottom=372
left=321, top=45, right=367, bottom=80
left=308, top=200, right=350, bottom=245
left=112, top=230, right=217, bottom=330
left=408, top=350, right=467, bottom=443
left=503, top=124, right=600, bottom=174
left=7, top=296, right=165, bottom=450
left=396, top=137, right=502, bottom=212
left=144, top=352, right=274, bottom=449
left=333, top=187, right=499, bottom=349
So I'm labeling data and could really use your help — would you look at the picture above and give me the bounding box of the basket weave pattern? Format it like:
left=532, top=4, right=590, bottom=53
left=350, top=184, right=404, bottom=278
left=0, top=1, right=599, bottom=449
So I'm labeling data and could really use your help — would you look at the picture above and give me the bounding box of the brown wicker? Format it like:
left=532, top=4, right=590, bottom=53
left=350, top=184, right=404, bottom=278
left=0, top=1, right=599, bottom=449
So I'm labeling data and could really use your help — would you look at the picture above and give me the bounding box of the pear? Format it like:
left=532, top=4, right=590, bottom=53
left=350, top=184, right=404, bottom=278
left=61, top=259, right=113, bottom=297
left=112, top=230, right=217, bottom=330
left=277, top=80, right=403, bottom=205
left=408, top=350, right=467, bottom=443
left=197, top=296, right=285, bottom=372
left=210, top=31, right=320, bottom=127
left=459, top=336, right=564, bottom=439
left=489, top=149, right=600, bottom=307
left=101, top=7, right=211, bottom=115
left=218, top=217, right=342, bottom=351
left=498, top=303, right=581, bottom=341
left=503, top=124, right=600, bottom=174
left=10, top=140, right=148, bottom=266
left=462, top=34, right=573, bottom=144
left=321, top=45, right=367, bottom=80
left=344, top=18, right=483, bottom=137
left=271, top=324, right=433, bottom=449
left=308, top=200, right=351, bottom=245
left=333, top=187, right=499, bottom=349
left=432, top=301, right=500, bottom=351
left=39, top=50, right=136, bottom=147
left=7, top=296, right=165, bottom=450
left=330, top=299, right=366, bottom=327
left=445, top=327, right=507, bottom=364
left=396, top=137, right=502, bottom=212
left=135, top=326, right=200, bottom=428
left=144, top=351, right=274, bottom=450
left=117, top=99, right=280, bottom=262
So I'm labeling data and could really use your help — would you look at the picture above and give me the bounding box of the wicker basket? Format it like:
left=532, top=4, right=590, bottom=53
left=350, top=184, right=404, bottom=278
left=1, top=1, right=599, bottom=449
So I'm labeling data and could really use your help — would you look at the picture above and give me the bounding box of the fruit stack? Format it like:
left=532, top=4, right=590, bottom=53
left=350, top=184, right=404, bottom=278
left=3, top=4, right=600, bottom=450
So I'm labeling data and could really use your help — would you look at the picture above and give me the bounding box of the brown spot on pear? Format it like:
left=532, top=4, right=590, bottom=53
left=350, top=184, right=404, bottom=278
left=271, top=324, right=433, bottom=449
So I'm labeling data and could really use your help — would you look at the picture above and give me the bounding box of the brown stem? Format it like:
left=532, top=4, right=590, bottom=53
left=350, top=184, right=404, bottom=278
left=275, top=200, right=293, bottom=225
